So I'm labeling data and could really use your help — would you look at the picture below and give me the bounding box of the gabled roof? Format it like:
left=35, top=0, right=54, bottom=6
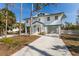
left=25, top=12, right=66, bottom=20
left=32, top=21, right=45, bottom=26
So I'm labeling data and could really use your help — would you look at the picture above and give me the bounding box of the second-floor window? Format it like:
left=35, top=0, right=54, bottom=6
left=47, top=17, right=50, bottom=21
left=55, top=16, right=58, bottom=20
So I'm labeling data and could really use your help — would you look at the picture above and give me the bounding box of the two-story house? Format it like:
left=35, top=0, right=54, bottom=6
left=25, top=12, right=66, bottom=35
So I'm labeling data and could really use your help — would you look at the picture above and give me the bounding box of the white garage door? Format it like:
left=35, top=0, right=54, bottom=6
left=47, top=25, right=59, bottom=34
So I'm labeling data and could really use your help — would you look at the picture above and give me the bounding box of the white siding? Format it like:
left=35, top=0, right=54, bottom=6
left=25, top=13, right=64, bottom=34
left=26, top=14, right=63, bottom=26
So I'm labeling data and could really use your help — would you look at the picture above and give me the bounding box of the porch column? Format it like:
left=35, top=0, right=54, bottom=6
left=45, top=26, right=47, bottom=34
left=25, top=23, right=27, bottom=34
left=58, top=26, right=61, bottom=37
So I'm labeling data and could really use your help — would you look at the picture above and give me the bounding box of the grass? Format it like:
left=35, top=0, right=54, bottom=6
left=61, top=34, right=79, bottom=56
left=0, top=35, right=39, bottom=56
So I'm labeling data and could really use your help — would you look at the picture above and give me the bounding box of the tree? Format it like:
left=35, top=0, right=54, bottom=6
left=19, top=3, right=23, bottom=35
left=0, top=21, right=5, bottom=35
left=0, top=12, right=5, bottom=35
left=0, top=4, right=16, bottom=37
left=0, top=9, right=16, bottom=25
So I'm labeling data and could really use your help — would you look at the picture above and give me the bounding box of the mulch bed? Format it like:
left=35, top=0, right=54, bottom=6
left=0, top=35, right=40, bottom=56
left=61, top=34, right=79, bottom=56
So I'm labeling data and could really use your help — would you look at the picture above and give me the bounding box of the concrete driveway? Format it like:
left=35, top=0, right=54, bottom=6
left=12, top=35, right=71, bottom=56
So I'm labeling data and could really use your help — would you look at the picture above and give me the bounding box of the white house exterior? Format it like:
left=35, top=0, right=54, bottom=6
left=25, top=12, right=66, bottom=35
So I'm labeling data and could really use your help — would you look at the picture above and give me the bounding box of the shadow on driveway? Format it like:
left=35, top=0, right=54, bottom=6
left=25, top=44, right=53, bottom=56
left=51, top=45, right=68, bottom=51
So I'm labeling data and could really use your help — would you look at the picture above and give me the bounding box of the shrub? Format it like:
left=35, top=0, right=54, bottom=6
left=38, top=32, right=46, bottom=35
left=0, top=38, right=21, bottom=49
left=0, top=38, right=14, bottom=44
left=62, top=25, right=79, bottom=30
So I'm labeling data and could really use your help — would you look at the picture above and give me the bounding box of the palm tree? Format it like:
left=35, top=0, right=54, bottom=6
left=8, top=3, right=23, bottom=35
left=0, top=4, right=16, bottom=37
left=0, top=22, right=5, bottom=35
left=5, top=4, right=8, bottom=37
left=19, top=3, right=23, bottom=35
left=0, top=9, right=16, bottom=25
left=11, top=3, right=23, bottom=36
left=29, top=4, right=33, bottom=36
left=5, top=4, right=16, bottom=37
left=0, top=11, right=5, bottom=36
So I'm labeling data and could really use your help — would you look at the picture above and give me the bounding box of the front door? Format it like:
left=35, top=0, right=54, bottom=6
left=27, top=27, right=30, bottom=34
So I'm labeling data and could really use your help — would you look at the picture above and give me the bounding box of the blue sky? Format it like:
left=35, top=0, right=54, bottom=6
left=0, top=3, right=79, bottom=24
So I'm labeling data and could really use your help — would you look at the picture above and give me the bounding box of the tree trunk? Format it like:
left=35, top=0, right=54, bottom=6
left=29, top=4, right=33, bottom=36
left=19, top=3, right=22, bottom=36
left=5, top=11, right=8, bottom=38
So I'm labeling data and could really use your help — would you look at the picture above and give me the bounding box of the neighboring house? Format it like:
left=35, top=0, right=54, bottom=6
left=8, top=27, right=19, bottom=33
left=25, top=12, right=66, bottom=35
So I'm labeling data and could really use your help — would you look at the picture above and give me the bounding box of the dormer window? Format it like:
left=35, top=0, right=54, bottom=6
left=47, top=17, right=50, bottom=21
left=55, top=16, right=58, bottom=20
left=38, top=13, right=45, bottom=16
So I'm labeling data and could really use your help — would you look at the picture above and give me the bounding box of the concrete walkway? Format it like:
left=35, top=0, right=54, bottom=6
left=0, top=35, right=17, bottom=39
left=12, top=36, right=72, bottom=56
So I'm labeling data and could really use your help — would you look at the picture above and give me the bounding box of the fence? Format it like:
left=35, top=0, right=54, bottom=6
left=61, top=30, right=79, bottom=34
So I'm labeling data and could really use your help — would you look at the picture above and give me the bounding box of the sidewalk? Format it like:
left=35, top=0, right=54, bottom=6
left=0, top=35, right=17, bottom=39
left=12, top=36, right=72, bottom=56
